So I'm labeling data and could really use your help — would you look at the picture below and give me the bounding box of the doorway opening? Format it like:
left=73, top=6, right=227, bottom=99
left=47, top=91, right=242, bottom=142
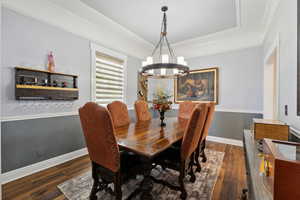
left=264, top=42, right=279, bottom=120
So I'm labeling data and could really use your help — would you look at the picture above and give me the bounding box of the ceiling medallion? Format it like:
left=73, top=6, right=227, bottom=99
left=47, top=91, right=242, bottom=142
left=141, top=6, right=189, bottom=79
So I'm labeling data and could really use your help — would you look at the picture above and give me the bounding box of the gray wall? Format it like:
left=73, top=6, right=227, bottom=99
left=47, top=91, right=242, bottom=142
left=263, top=0, right=300, bottom=130
left=1, top=8, right=141, bottom=117
left=2, top=115, right=84, bottom=172
left=188, top=46, right=263, bottom=112
left=1, top=8, right=141, bottom=172
left=2, top=110, right=261, bottom=172
left=148, top=46, right=264, bottom=113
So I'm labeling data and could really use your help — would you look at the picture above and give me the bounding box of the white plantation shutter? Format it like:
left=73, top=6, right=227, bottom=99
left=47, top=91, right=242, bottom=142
left=91, top=44, right=126, bottom=105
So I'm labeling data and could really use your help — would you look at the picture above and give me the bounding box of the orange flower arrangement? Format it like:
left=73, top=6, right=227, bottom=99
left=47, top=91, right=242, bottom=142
left=152, top=88, right=172, bottom=126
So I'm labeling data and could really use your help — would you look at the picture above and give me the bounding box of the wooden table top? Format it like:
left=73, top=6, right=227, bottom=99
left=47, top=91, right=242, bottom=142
left=115, top=117, right=188, bottom=158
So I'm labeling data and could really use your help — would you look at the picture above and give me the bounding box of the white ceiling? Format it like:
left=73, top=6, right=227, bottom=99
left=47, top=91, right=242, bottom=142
left=80, top=0, right=238, bottom=44
left=4, top=0, right=275, bottom=59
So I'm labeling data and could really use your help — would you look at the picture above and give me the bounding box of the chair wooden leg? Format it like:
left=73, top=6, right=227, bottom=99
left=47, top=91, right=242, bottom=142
left=179, top=161, right=187, bottom=200
left=195, top=145, right=202, bottom=173
left=90, top=162, right=99, bottom=200
left=201, top=139, right=207, bottom=163
left=114, top=172, right=122, bottom=200
left=188, top=153, right=196, bottom=183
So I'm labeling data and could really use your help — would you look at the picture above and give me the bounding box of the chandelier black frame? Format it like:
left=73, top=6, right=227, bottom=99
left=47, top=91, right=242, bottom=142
left=141, top=6, right=189, bottom=79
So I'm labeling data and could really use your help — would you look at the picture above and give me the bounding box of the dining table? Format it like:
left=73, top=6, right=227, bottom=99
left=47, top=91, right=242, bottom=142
left=114, top=117, right=188, bottom=199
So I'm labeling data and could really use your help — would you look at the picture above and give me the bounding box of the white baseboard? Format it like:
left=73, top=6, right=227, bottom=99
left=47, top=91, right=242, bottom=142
left=1, top=148, right=88, bottom=184
left=290, top=126, right=300, bottom=139
left=207, top=136, right=243, bottom=147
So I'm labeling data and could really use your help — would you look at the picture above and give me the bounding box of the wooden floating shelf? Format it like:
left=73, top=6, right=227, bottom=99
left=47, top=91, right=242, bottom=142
left=15, top=66, right=78, bottom=77
left=16, top=84, right=79, bottom=91
left=15, top=66, right=79, bottom=100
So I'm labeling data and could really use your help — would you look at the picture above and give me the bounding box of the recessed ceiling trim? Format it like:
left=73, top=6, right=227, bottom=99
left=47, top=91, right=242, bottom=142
left=235, top=0, right=242, bottom=27
left=173, top=0, right=241, bottom=46
left=81, top=0, right=239, bottom=44
left=261, top=0, right=281, bottom=42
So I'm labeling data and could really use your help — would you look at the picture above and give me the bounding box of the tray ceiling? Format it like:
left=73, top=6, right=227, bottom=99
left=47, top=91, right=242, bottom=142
left=80, top=0, right=238, bottom=44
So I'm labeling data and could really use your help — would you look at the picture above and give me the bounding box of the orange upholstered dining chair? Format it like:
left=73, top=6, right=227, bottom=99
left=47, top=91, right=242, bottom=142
left=79, top=102, right=142, bottom=200
left=199, top=103, right=215, bottom=158
left=178, top=101, right=198, bottom=119
left=107, top=101, right=131, bottom=128
left=153, top=104, right=208, bottom=200
left=194, top=103, right=216, bottom=172
left=134, top=100, right=152, bottom=121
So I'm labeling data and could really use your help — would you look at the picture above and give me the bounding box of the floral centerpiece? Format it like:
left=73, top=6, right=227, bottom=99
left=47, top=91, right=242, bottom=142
left=152, top=88, right=173, bottom=127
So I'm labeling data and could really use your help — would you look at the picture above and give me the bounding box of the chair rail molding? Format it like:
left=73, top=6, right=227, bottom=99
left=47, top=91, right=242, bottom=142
left=0, top=108, right=263, bottom=122
left=0, top=111, right=78, bottom=122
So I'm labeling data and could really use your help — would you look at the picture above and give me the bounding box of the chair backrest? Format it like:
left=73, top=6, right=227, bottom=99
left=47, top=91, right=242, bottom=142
left=79, top=102, right=120, bottom=172
left=181, top=104, right=208, bottom=161
left=178, top=101, right=198, bottom=119
left=107, top=101, right=131, bottom=128
left=134, top=100, right=152, bottom=121
left=200, top=103, right=215, bottom=143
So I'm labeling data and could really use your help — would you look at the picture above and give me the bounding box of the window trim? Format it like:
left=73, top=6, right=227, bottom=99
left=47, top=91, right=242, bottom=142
left=90, top=43, right=127, bottom=105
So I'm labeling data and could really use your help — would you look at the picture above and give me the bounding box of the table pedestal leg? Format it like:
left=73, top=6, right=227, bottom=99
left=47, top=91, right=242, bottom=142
left=140, top=159, right=153, bottom=200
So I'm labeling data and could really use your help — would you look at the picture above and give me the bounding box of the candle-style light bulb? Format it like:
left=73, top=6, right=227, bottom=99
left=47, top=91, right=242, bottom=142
left=142, top=61, right=147, bottom=67
left=146, top=57, right=153, bottom=64
left=162, top=54, right=169, bottom=63
left=177, top=56, right=185, bottom=65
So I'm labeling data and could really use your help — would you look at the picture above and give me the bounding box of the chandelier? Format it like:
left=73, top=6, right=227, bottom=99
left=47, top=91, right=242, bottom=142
left=141, top=6, right=189, bottom=79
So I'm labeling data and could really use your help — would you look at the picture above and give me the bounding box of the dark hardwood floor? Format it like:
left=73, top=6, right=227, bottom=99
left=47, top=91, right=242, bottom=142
left=2, top=142, right=246, bottom=200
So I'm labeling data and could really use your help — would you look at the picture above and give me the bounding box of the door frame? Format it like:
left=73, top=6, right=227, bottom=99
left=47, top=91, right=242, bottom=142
left=263, top=35, right=280, bottom=120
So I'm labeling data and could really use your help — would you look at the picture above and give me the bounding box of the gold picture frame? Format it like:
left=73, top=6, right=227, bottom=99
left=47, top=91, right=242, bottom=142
left=174, top=67, right=219, bottom=104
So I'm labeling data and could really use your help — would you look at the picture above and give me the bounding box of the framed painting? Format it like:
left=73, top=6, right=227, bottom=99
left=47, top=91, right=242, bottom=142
left=174, top=67, right=219, bottom=104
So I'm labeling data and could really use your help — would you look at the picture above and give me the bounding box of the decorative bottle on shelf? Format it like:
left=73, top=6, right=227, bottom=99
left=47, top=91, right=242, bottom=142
left=47, top=51, right=55, bottom=72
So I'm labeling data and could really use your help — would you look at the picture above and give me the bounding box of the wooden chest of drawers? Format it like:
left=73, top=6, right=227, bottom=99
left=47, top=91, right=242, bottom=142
left=262, top=139, right=300, bottom=200
left=252, top=119, right=289, bottom=141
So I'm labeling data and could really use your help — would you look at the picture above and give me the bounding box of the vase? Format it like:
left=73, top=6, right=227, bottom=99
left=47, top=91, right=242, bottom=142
left=159, top=110, right=166, bottom=127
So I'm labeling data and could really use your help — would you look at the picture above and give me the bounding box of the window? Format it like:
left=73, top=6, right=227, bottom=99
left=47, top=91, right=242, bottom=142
left=91, top=44, right=127, bottom=105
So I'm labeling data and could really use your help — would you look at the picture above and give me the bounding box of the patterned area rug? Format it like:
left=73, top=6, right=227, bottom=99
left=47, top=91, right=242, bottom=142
left=58, top=150, right=224, bottom=200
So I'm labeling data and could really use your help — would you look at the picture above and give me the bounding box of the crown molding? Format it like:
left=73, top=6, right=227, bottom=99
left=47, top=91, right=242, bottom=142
left=50, top=0, right=153, bottom=48
left=173, top=30, right=264, bottom=59
left=2, top=0, right=152, bottom=59
left=2, top=0, right=276, bottom=60
left=261, top=0, right=281, bottom=42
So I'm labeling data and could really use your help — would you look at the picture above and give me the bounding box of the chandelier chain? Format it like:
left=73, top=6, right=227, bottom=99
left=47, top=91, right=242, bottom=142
left=151, top=7, right=175, bottom=59
left=141, top=6, right=189, bottom=78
